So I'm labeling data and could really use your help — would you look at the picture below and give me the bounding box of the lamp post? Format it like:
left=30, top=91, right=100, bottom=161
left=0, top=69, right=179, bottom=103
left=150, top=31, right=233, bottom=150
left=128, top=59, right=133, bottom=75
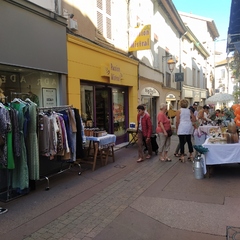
left=162, top=55, right=176, bottom=72
left=162, top=55, right=176, bottom=85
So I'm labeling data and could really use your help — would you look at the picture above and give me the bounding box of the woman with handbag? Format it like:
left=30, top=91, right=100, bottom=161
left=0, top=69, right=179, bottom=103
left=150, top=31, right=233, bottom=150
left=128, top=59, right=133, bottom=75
left=156, top=103, right=172, bottom=162
left=176, top=99, right=196, bottom=163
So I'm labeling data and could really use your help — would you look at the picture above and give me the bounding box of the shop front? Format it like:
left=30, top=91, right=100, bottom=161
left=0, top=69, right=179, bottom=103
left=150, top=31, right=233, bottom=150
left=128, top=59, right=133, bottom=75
left=67, top=35, right=138, bottom=145
left=0, top=0, right=68, bottom=105
left=140, top=87, right=159, bottom=131
left=0, top=0, right=70, bottom=201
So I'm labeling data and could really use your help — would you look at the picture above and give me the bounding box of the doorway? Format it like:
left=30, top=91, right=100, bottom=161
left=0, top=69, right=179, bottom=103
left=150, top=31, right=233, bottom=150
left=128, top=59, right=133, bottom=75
left=141, top=96, right=158, bottom=132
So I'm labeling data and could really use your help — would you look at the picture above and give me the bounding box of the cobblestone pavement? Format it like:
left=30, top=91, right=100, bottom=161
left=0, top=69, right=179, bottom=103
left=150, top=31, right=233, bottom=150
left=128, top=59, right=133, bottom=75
left=24, top=156, right=174, bottom=239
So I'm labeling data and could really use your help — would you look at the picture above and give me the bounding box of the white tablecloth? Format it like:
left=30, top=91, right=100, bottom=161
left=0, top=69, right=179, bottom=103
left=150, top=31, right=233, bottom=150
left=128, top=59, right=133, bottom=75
left=202, top=138, right=240, bottom=173
left=194, top=126, right=220, bottom=145
left=86, top=134, right=116, bottom=148
left=198, top=125, right=220, bottom=136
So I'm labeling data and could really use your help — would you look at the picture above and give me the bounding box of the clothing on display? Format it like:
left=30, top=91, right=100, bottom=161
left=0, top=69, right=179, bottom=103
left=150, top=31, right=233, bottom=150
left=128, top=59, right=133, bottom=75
left=0, top=98, right=85, bottom=202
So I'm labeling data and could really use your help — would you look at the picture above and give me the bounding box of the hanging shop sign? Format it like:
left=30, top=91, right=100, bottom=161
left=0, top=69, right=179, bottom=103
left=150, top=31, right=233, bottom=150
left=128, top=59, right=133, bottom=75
left=175, top=73, right=184, bottom=82
left=166, top=94, right=176, bottom=101
left=193, top=93, right=201, bottom=102
left=141, top=87, right=159, bottom=96
left=129, top=25, right=151, bottom=51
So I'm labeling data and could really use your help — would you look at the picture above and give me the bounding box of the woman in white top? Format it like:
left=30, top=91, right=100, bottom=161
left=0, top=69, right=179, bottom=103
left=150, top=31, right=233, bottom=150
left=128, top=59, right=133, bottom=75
left=176, top=99, right=196, bottom=162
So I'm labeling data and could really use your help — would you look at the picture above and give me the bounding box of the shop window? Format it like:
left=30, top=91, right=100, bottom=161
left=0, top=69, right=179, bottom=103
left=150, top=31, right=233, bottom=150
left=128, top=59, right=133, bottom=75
left=80, top=83, right=127, bottom=136
left=0, top=65, right=60, bottom=107
left=112, top=88, right=126, bottom=136
left=81, top=85, right=94, bottom=126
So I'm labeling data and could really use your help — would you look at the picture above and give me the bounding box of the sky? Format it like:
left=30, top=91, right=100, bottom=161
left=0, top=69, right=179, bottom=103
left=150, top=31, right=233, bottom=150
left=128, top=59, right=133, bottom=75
left=172, top=0, right=232, bottom=54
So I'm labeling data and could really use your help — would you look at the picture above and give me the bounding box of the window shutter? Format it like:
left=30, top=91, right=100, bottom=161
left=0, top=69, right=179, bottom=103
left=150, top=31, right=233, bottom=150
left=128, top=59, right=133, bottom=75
left=97, top=11, right=103, bottom=35
left=105, top=0, right=111, bottom=39
left=96, top=0, right=112, bottom=40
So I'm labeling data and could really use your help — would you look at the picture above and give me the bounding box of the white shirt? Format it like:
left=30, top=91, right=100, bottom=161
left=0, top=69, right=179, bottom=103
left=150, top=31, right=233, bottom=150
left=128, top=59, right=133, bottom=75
left=177, top=108, right=193, bottom=135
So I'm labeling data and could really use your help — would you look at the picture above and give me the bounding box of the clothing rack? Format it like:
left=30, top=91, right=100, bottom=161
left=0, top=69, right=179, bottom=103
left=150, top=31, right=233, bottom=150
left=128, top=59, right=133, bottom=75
left=38, top=105, right=73, bottom=111
left=11, top=91, right=30, bottom=98
left=37, top=105, right=81, bottom=191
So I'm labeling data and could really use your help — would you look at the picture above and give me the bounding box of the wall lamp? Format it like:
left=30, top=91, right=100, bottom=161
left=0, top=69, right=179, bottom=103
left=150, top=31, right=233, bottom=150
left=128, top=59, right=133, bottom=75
left=69, top=14, right=74, bottom=19
left=162, top=55, right=176, bottom=73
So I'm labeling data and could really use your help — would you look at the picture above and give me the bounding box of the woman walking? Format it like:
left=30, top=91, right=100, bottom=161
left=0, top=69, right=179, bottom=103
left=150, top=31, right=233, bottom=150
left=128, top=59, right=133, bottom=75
left=176, top=99, right=196, bottom=163
left=156, top=103, right=172, bottom=162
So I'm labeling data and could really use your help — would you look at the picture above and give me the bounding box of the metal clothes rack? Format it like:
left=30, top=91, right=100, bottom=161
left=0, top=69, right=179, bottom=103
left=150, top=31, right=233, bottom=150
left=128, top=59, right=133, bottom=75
left=10, top=92, right=30, bottom=100
left=37, top=105, right=81, bottom=191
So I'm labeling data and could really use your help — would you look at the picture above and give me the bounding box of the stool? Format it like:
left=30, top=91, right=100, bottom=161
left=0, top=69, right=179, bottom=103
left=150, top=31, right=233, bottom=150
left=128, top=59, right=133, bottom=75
left=126, top=128, right=138, bottom=148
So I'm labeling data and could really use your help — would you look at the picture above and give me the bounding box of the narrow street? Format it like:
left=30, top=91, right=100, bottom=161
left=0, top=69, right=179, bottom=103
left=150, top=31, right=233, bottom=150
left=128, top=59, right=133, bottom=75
left=1, top=135, right=239, bottom=239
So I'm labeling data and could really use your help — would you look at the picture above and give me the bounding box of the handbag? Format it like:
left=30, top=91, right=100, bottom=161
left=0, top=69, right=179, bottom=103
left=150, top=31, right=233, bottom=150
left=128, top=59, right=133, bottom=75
left=166, top=129, right=172, bottom=137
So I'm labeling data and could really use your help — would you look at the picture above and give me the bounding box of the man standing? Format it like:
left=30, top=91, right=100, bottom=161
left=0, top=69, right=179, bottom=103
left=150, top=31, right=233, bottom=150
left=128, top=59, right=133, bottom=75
left=136, top=105, right=152, bottom=162
left=193, top=102, right=198, bottom=118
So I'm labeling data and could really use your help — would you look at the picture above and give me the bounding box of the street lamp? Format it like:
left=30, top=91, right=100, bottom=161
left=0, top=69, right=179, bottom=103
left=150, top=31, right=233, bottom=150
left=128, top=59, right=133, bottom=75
left=162, top=55, right=176, bottom=73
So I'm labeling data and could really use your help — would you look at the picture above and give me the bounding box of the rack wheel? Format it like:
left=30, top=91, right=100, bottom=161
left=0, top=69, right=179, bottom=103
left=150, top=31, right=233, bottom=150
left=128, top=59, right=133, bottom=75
left=45, top=187, right=50, bottom=191
left=78, top=172, right=82, bottom=175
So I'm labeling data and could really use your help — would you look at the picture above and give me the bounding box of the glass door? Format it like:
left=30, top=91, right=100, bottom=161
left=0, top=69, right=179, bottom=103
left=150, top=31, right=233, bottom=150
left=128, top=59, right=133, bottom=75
left=112, top=88, right=126, bottom=136
left=95, top=88, right=111, bottom=132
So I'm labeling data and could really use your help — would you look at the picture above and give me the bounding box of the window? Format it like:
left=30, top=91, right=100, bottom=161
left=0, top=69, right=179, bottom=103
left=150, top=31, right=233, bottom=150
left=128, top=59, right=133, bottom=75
left=166, top=73, right=171, bottom=88
left=96, top=0, right=112, bottom=40
left=0, top=65, right=60, bottom=107
left=192, top=67, right=196, bottom=87
left=197, top=70, right=200, bottom=88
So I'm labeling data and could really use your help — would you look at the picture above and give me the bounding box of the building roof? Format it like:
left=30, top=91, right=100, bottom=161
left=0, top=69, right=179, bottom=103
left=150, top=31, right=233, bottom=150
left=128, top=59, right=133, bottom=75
left=178, top=12, right=219, bottom=40
left=158, top=0, right=187, bottom=36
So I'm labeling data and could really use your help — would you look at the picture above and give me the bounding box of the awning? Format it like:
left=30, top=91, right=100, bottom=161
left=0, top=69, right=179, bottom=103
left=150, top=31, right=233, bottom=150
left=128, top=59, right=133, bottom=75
left=227, top=0, right=240, bottom=53
left=234, top=42, right=240, bottom=53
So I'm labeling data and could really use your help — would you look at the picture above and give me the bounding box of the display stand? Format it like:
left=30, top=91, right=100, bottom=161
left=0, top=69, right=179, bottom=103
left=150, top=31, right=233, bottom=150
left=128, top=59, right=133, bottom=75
left=37, top=105, right=81, bottom=190
left=125, top=128, right=138, bottom=147
left=79, top=134, right=116, bottom=171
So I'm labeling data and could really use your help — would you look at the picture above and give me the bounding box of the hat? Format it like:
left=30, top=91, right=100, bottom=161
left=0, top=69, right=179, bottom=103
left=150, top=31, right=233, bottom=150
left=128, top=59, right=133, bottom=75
left=193, top=102, right=198, bottom=106
left=203, top=105, right=210, bottom=109
left=189, top=106, right=195, bottom=113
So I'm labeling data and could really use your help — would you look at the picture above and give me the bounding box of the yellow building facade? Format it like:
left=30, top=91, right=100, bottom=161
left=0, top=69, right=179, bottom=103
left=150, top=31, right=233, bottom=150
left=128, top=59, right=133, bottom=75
left=67, top=34, right=139, bottom=144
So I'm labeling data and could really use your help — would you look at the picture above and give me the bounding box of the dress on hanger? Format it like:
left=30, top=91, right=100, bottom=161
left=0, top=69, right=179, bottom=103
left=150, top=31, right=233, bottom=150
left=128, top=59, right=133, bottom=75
left=11, top=100, right=29, bottom=192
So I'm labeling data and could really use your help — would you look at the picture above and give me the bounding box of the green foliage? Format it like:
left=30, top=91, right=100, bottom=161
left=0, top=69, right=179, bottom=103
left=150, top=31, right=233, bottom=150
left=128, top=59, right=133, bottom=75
left=230, top=51, right=240, bottom=102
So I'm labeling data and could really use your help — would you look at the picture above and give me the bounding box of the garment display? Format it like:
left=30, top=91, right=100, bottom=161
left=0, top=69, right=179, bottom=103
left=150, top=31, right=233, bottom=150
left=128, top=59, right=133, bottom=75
left=11, top=100, right=29, bottom=192
left=0, top=101, right=85, bottom=202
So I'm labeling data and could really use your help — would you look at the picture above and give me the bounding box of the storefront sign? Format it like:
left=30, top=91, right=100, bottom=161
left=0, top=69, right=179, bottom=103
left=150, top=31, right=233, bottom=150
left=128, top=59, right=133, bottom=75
left=141, top=87, right=159, bottom=96
left=193, top=93, right=201, bottom=102
left=42, top=88, right=57, bottom=107
left=129, top=25, right=151, bottom=51
left=101, top=63, right=123, bottom=82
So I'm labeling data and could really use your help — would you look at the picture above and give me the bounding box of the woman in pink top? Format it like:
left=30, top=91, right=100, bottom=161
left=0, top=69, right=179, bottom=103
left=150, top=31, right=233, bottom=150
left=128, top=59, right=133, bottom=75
left=156, top=103, right=172, bottom=161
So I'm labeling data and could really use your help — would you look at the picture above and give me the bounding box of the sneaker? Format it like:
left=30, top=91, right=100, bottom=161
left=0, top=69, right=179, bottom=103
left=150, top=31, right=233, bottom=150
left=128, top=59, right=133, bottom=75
left=0, top=208, right=8, bottom=214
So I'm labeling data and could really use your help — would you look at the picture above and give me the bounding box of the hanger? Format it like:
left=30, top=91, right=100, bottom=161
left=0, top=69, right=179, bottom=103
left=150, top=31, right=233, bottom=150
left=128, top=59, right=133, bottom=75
left=11, top=98, right=21, bottom=103
left=25, top=98, right=37, bottom=106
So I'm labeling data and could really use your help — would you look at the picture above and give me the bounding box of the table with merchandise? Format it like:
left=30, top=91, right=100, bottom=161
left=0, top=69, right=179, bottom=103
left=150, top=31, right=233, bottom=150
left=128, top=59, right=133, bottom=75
left=202, top=138, right=240, bottom=174
left=81, top=134, right=116, bottom=171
